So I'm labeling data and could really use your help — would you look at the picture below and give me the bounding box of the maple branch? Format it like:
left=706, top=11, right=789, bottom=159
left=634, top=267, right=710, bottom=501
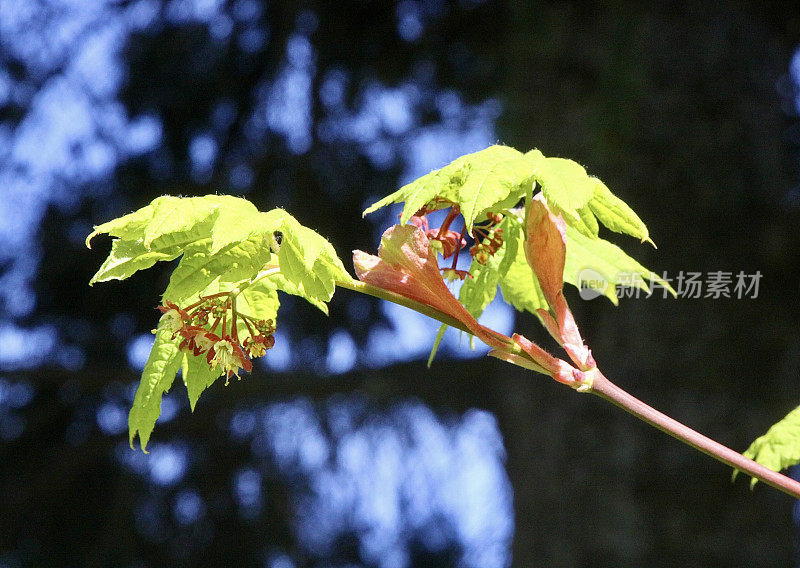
left=589, top=372, right=800, bottom=500
left=339, top=272, right=800, bottom=499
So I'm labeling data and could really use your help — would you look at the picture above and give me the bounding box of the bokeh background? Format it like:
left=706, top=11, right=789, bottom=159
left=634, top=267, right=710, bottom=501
left=2, top=1, right=800, bottom=566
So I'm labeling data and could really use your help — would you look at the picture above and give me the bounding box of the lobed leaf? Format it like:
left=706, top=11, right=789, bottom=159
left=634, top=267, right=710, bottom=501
left=128, top=318, right=183, bottom=451
left=363, top=145, right=653, bottom=249
left=275, top=211, right=350, bottom=304
left=89, top=239, right=182, bottom=285
left=89, top=195, right=352, bottom=448
left=363, top=145, right=534, bottom=231
left=162, top=235, right=274, bottom=304
left=738, top=406, right=800, bottom=487
left=527, top=151, right=596, bottom=230
left=587, top=179, right=652, bottom=244
left=563, top=225, right=674, bottom=304
left=85, top=202, right=156, bottom=247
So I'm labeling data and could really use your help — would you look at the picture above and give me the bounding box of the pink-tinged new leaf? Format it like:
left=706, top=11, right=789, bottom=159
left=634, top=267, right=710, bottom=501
left=353, top=224, right=509, bottom=352
left=525, top=198, right=595, bottom=370
left=525, top=197, right=567, bottom=303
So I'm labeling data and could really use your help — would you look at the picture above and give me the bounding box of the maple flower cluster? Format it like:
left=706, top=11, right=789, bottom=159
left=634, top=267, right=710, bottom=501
left=409, top=201, right=504, bottom=280
left=157, top=294, right=276, bottom=383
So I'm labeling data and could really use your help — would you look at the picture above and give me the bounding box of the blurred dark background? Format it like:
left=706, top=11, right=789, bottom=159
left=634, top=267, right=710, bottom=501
left=2, top=1, right=800, bottom=566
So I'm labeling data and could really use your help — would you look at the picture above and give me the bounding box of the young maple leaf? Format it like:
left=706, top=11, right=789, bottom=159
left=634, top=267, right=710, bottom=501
left=525, top=197, right=595, bottom=371
left=353, top=224, right=567, bottom=378
left=353, top=225, right=510, bottom=350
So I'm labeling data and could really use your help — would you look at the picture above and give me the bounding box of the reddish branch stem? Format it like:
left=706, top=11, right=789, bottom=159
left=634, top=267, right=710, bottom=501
left=590, top=372, right=800, bottom=499
left=337, top=276, right=800, bottom=499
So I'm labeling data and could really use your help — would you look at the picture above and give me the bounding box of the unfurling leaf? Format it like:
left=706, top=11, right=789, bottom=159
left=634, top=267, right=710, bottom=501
left=524, top=198, right=594, bottom=370
left=353, top=224, right=510, bottom=353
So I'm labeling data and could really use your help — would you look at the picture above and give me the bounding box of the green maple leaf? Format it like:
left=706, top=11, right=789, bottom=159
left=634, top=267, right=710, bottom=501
left=563, top=225, right=674, bottom=304
left=162, top=235, right=274, bottom=304
left=735, top=406, right=800, bottom=487
left=89, top=239, right=183, bottom=285
left=128, top=318, right=183, bottom=451
left=89, top=195, right=351, bottom=448
left=526, top=151, right=595, bottom=231
left=363, top=145, right=535, bottom=231
left=275, top=211, right=349, bottom=305
left=363, top=144, right=654, bottom=246
left=587, top=179, right=652, bottom=244
left=89, top=196, right=349, bottom=309
left=526, top=151, right=652, bottom=244
left=181, top=351, right=220, bottom=413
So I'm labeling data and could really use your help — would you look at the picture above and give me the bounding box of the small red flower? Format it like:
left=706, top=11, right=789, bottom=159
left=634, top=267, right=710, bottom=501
left=244, top=334, right=275, bottom=358
left=207, top=336, right=252, bottom=381
left=178, top=325, right=215, bottom=356
left=157, top=301, right=190, bottom=336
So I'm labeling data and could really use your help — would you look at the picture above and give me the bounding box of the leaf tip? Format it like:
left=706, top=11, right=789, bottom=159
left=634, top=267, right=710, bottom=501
left=362, top=202, right=380, bottom=217
left=129, top=429, right=149, bottom=453
left=85, top=229, right=99, bottom=249
left=425, top=354, right=435, bottom=368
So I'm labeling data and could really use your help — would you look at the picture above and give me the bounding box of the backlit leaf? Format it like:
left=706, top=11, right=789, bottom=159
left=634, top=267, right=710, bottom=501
left=141, top=195, right=219, bottom=251
left=89, top=239, right=182, bottom=285
left=182, top=351, right=222, bottom=412
left=86, top=202, right=155, bottom=247
left=588, top=179, right=652, bottom=244
left=526, top=151, right=595, bottom=234
left=128, top=318, right=182, bottom=451
left=738, top=405, right=800, bottom=487
left=364, top=145, right=534, bottom=231
left=276, top=211, right=350, bottom=304
left=162, top=235, right=274, bottom=304
left=563, top=225, right=674, bottom=304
